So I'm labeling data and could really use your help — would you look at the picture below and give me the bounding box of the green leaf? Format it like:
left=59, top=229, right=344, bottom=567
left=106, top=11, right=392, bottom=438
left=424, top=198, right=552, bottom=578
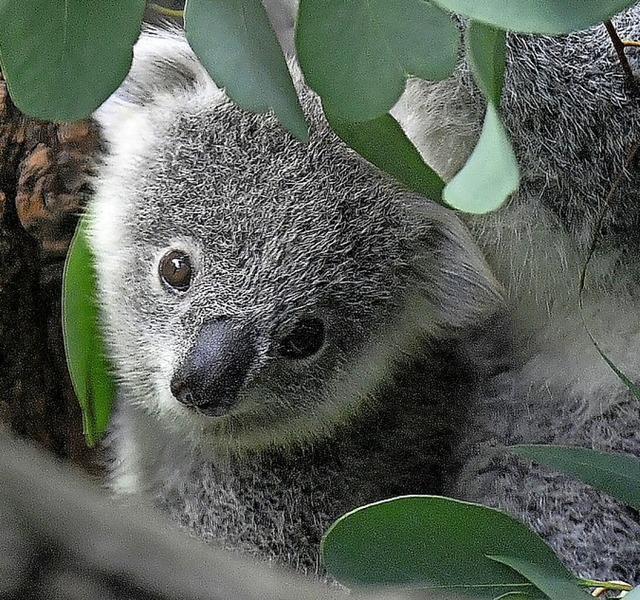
left=510, top=445, right=640, bottom=511
left=321, top=495, right=575, bottom=599
left=430, top=0, right=637, bottom=35
left=326, top=110, right=445, bottom=203
left=444, top=23, right=519, bottom=213
left=444, top=103, right=519, bottom=213
left=489, top=556, right=590, bottom=599
left=465, top=20, right=506, bottom=105
left=624, top=586, right=640, bottom=599
left=62, top=218, right=116, bottom=447
left=184, top=0, right=308, bottom=142
left=296, top=0, right=459, bottom=122
left=0, top=0, right=145, bottom=121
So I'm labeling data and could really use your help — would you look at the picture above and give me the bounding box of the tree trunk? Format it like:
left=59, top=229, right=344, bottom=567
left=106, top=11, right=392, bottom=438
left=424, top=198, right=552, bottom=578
left=0, top=73, right=100, bottom=472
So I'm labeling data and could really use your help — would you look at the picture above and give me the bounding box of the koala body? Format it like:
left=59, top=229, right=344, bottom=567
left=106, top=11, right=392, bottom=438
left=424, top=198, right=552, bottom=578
left=394, top=7, right=640, bottom=582
left=89, top=8, right=640, bottom=585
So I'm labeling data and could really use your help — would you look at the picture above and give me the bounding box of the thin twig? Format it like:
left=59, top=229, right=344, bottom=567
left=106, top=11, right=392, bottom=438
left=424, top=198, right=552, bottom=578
left=604, top=20, right=640, bottom=97
left=578, top=138, right=640, bottom=400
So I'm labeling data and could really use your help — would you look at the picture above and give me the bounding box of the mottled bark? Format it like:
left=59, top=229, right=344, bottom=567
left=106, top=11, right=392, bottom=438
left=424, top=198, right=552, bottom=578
left=0, top=73, right=100, bottom=471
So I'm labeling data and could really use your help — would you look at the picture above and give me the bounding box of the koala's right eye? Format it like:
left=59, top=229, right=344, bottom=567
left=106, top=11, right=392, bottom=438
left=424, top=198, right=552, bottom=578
left=159, top=250, right=193, bottom=292
left=278, top=318, right=325, bottom=360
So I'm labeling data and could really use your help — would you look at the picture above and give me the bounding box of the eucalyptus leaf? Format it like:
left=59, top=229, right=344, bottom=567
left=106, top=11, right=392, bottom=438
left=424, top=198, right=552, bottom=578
left=326, top=110, right=445, bottom=203
left=0, top=0, right=145, bottom=121
left=430, top=0, right=637, bottom=34
left=321, top=495, right=572, bottom=599
left=510, top=445, right=640, bottom=510
left=488, top=555, right=590, bottom=599
left=184, top=0, right=308, bottom=141
left=296, top=0, right=458, bottom=122
left=62, top=218, right=116, bottom=447
left=444, top=103, right=519, bottom=213
left=444, top=22, right=519, bottom=213
left=465, top=20, right=506, bottom=105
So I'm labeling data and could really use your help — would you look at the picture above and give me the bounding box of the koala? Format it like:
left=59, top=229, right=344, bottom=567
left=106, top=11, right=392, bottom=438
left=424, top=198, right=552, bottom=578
left=87, top=7, right=640, bottom=588
left=394, top=5, right=640, bottom=583
left=89, top=27, right=501, bottom=575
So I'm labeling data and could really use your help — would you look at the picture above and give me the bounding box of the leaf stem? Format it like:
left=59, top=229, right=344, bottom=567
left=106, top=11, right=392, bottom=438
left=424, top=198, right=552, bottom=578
left=578, top=136, right=640, bottom=401
left=604, top=20, right=640, bottom=97
left=148, top=3, right=184, bottom=18
left=580, top=578, right=633, bottom=591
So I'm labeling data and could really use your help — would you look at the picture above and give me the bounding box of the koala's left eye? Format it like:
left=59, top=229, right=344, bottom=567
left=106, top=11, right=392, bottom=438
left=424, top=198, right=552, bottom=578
left=159, top=250, right=193, bottom=292
left=278, top=318, right=325, bottom=359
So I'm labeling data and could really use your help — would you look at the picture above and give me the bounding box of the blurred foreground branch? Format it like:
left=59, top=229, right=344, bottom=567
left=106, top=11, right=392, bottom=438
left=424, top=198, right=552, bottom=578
left=0, top=429, right=441, bottom=600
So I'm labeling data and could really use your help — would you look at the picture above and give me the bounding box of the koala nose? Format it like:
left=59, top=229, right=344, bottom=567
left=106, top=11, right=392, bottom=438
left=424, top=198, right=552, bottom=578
left=170, top=320, right=257, bottom=416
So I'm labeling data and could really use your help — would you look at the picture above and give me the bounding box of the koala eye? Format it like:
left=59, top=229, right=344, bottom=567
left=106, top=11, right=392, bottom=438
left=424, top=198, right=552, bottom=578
left=159, top=250, right=193, bottom=292
left=279, top=318, right=325, bottom=359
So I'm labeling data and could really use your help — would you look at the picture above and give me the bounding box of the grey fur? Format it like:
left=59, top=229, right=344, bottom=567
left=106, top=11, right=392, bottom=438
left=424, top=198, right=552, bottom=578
left=88, top=6, right=640, bottom=588
left=396, top=5, right=640, bottom=582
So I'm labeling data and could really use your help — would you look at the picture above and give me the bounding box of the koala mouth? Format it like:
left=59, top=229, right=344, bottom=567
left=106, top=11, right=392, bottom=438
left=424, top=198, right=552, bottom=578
left=192, top=402, right=233, bottom=418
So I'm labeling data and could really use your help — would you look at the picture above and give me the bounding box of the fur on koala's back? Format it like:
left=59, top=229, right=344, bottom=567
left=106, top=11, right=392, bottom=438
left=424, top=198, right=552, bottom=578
left=91, top=27, right=500, bottom=575
left=395, top=6, right=640, bottom=583
left=404, top=7, right=640, bottom=298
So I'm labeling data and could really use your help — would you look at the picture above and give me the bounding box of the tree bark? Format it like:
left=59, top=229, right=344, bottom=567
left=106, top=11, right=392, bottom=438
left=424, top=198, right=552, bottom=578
left=0, top=73, right=100, bottom=471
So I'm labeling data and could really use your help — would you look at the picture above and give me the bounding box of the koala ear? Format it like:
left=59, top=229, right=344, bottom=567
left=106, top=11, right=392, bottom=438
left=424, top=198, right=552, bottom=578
left=393, top=78, right=499, bottom=331
left=411, top=202, right=503, bottom=333
left=93, top=27, right=224, bottom=143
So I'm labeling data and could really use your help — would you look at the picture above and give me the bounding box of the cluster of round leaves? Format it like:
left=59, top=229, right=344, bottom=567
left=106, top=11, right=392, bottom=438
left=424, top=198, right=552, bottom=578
left=50, top=0, right=638, bottom=447
left=321, top=446, right=640, bottom=599
left=1, top=0, right=638, bottom=213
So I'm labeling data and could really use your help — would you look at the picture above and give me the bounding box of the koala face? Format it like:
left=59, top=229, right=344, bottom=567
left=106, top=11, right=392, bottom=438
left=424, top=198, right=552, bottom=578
left=89, top=30, right=500, bottom=454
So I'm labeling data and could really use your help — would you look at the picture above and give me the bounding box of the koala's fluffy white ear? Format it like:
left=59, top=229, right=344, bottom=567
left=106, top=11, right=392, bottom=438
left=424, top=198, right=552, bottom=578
left=392, top=75, right=500, bottom=330
left=94, top=27, right=224, bottom=142
left=413, top=204, right=503, bottom=332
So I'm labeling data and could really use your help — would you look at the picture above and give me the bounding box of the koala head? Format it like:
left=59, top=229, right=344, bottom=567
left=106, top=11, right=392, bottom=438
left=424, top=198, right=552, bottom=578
left=88, top=29, right=501, bottom=454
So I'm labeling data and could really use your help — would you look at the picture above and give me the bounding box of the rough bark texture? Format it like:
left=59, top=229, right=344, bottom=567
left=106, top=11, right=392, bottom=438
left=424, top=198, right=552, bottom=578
left=0, top=72, right=100, bottom=471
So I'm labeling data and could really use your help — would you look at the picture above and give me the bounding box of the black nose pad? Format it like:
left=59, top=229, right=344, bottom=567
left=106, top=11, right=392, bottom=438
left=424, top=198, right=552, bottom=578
left=170, top=320, right=257, bottom=416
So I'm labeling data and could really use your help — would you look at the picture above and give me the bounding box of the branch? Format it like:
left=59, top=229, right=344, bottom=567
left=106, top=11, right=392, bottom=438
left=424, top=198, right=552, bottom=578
left=604, top=20, right=640, bottom=97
